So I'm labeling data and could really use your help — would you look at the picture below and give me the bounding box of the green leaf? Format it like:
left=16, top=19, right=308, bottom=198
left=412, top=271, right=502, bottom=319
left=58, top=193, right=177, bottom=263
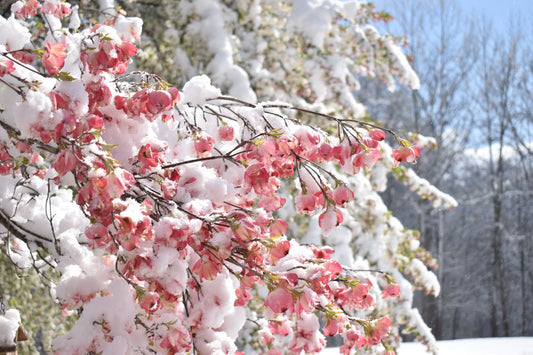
left=54, top=72, right=76, bottom=81
left=100, top=33, right=114, bottom=41
left=29, top=49, right=44, bottom=59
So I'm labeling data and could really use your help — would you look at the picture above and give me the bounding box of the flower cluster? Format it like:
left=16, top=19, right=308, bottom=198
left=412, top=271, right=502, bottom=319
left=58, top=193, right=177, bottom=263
left=0, top=1, right=441, bottom=354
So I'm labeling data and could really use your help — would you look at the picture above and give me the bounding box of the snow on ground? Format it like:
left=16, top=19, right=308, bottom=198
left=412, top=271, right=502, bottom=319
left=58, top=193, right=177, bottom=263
left=321, top=337, right=533, bottom=355
left=398, top=337, right=533, bottom=355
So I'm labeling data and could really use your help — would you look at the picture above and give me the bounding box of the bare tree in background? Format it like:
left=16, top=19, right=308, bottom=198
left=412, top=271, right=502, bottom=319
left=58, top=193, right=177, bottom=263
left=359, top=0, right=477, bottom=338
left=361, top=0, right=533, bottom=340
left=476, top=17, right=533, bottom=337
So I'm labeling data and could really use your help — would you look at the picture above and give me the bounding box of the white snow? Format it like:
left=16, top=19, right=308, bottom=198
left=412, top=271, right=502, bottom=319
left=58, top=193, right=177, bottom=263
left=0, top=15, right=31, bottom=51
left=0, top=309, right=21, bottom=347
left=180, top=75, right=222, bottom=106
left=114, top=15, right=143, bottom=42
left=68, top=5, right=81, bottom=30
left=288, top=0, right=334, bottom=49
left=321, top=337, right=533, bottom=355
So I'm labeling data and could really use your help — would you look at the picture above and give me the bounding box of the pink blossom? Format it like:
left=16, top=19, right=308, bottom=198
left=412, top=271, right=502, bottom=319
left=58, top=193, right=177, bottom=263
left=258, top=327, right=275, bottom=346
left=352, top=148, right=382, bottom=173
left=244, top=163, right=271, bottom=194
left=0, top=60, right=15, bottom=77
left=312, top=245, right=334, bottom=259
left=116, top=42, right=137, bottom=72
left=121, top=216, right=153, bottom=249
left=139, top=291, right=160, bottom=313
left=235, top=288, right=251, bottom=307
left=284, top=273, right=300, bottom=288
left=381, top=284, right=401, bottom=298
left=332, top=144, right=351, bottom=165
left=12, top=0, right=39, bottom=18
left=164, top=167, right=181, bottom=181
left=12, top=51, right=35, bottom=64
left=41, top=0, right=71, bottom=18
left=324, top=259, right=342, bottom=278
left=277, top=134, right=298, bottom=154
left=364, top=136, right=380, bottom=149
left=137, top=142, right=167, bottom=174
left=167, top=223, right=190, bottom=249
left=87, top=78, right=112, bottom=113
left=392, top=145, right=420, bottom=166
left=85, top=223, right=110, bottom=248
left=218, top=126, right=234, bottom=141
left=318, top=207, right=343, bottom=233
left=233, top=219, right=259, bottom=243
left=269, top=219, right=288, bottom=237
left=271, top=156, right=295, bottom=178
left=340, top=327, right=365, bottom=354
left=269, top=318, right=291, bottom=336
left=288, top=313, right=325, bottom=353
left=266, top=348, right=282, bottom=355
left=323, top=314, right=348, bottom=337
left=268, top=240, right=290, bottom=265
left=81, top=33, right=137, bottom=74
left=368, top=317, right=391, bottom=345
left=14, top=142, right=31, bottom=154
left=168, top=87, right=180, bottom=104
left=339, top=282, right=375, bottom=310
left=192, top=257, right=222, bottom=280
left=121, top=254, right=152, bottom=280
left=331, top=186, right=355, bottom=206
left=265, top=287, right=293, bottom=314
left=258, top=195, right=286, bottom=211
left=106, top=168, right=135, bottom=197
left=42, top=41, right=66, bottom=75
left=52, top=150, right=77, bottom=177
left=147, top=90, right=172, bottom=113
left=49, top=92, right=68, bottom=110
left=193, top=133, right=215, bottom=154
left=161, top=179, right=178, bottom=199
left=293, top=289, right=316, bottom=315
left=294, top=129, right=320, bottom=149
left=159, top=325, right=192, bottom=353
left=317, top=143, right=333, bottom=161
left=258, top=139, right=277, bottom=156
left=87, top=115, right=104, bottom=130
left=306, top=260, right=340, bottom=292
left=138, top=143, right=165, bottom=173
left=295, top=194, right=316, bottom=214
left=369, top=128, right=386, bottom=141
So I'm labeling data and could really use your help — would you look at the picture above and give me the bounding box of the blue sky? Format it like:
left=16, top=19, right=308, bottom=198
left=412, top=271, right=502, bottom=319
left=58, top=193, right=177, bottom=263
left=373, top=0, right=532, bottom=32
left=461, top=0, right=532, bottom=29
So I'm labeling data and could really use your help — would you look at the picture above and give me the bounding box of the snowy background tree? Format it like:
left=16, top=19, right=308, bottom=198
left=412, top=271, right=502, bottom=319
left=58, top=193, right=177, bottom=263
left=0, top=0, right=459, bottom=354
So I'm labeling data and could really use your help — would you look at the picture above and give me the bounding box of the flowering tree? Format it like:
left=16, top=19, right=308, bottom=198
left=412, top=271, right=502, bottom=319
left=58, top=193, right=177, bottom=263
left=0, top=0, right=457, bottom=354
